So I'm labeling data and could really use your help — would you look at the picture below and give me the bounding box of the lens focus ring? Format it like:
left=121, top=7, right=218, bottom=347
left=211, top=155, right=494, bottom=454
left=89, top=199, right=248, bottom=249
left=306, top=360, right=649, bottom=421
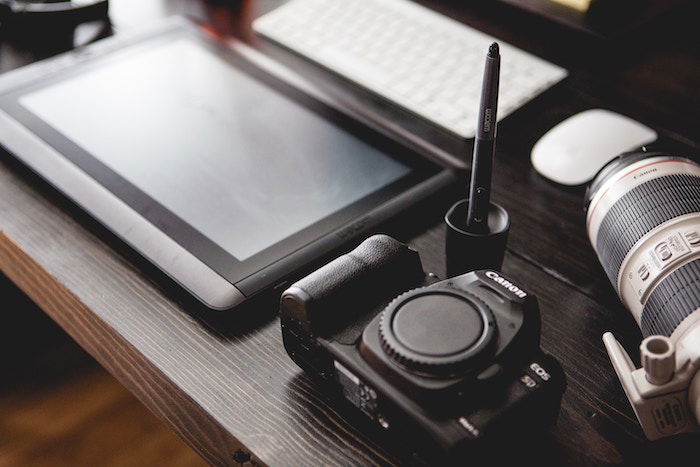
left=595, top=174, right=700, bottom=287
left=641, top=259, right=700, bottom=337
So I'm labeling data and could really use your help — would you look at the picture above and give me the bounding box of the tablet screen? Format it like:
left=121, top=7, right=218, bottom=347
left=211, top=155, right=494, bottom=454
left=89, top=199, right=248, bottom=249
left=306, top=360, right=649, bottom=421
left=18, top=39, right=411, bottom=261
left=0, top=27, right=441, bottom=288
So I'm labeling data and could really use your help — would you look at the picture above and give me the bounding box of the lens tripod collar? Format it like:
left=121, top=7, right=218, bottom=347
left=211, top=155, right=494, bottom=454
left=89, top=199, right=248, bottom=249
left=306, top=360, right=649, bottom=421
left=603, top=324, right=700, bottom=440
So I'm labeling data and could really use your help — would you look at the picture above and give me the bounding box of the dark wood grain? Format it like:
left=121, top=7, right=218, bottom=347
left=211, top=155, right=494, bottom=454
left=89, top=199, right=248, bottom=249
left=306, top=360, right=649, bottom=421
left=1, top=0, right=699, bottom=465
left=0, top=282, right=206, bottom=467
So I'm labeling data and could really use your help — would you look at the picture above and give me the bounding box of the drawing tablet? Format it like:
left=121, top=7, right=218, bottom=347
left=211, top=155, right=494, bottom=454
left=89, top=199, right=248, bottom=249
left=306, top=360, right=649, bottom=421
left=0, top=18, right=455, bottom=310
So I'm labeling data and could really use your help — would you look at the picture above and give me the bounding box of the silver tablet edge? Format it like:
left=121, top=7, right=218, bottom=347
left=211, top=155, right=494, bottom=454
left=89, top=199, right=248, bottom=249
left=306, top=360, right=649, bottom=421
left=0, top=108, right=246, bottom=311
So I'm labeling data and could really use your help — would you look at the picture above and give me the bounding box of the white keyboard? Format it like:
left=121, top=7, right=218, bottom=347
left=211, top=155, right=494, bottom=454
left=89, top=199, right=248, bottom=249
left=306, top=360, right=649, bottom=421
left=253, top=0, right=567, bottom=138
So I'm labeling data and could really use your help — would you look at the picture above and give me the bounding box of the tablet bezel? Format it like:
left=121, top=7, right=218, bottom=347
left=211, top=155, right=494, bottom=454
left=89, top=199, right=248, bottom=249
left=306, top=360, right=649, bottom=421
left=0, top=18, right=457, bottom=310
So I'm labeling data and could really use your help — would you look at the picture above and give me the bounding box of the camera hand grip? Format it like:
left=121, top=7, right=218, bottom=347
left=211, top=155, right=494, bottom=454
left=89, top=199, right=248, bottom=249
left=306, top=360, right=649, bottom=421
left=281, top=234, right=425, bottom=335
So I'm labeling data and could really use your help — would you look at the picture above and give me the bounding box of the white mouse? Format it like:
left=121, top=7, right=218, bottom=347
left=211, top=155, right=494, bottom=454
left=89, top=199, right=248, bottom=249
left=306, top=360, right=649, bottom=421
left=531, top=109, right=658, bottom=185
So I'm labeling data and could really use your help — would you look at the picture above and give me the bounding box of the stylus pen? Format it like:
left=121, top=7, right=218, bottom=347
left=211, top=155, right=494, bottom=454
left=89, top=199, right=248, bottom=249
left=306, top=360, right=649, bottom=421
left=467, top=42, right=500, bottom=233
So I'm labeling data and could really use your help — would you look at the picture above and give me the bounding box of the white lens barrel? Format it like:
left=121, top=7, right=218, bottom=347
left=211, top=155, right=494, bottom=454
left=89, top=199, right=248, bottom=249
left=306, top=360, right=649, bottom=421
left=586, top=154, right=700, bottom=337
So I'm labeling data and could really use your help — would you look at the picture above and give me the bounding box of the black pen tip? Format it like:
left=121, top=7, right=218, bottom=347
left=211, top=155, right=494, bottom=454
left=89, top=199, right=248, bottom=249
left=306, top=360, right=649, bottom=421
left=488, top=42, right=499, bottom=58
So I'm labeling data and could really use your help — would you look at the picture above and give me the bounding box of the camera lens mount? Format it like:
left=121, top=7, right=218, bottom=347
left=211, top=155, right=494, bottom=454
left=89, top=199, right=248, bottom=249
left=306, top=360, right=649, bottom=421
left=378, top=287, right=496, bottom=377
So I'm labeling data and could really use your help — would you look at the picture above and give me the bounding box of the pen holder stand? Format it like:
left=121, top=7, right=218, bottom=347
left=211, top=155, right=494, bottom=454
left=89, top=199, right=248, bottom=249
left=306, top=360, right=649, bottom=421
left=445, top=199, right=510, bottom=277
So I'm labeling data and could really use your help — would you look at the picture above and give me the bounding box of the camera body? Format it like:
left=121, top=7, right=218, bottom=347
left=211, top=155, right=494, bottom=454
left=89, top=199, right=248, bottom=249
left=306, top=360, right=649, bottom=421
left=280, top=235, right=565, bottom=460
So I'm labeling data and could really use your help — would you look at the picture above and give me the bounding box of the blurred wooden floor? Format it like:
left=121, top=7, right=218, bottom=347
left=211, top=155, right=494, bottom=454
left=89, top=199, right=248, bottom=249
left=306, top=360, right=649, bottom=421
left=0, top=274, right=206, bottom=467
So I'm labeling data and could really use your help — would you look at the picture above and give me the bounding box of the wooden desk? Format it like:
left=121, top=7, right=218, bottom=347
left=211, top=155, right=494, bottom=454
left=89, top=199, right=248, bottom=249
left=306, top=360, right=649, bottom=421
left=1, top=1, right=698, bottom=464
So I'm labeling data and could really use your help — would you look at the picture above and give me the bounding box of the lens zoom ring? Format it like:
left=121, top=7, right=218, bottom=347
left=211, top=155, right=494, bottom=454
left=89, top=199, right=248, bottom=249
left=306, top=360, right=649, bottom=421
left=641, top=259, right=700, bottom=337
left=595, top=174, right=700, bottom=286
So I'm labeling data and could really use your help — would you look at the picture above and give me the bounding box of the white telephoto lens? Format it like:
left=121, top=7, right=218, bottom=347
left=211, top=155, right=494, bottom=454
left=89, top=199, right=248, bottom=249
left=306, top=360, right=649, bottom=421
left=586, top=151, right=700, bottom=339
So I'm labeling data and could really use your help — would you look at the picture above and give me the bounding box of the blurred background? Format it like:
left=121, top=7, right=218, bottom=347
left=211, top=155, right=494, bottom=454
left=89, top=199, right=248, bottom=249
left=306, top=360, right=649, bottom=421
left=0, top=274, right=204, bottom=466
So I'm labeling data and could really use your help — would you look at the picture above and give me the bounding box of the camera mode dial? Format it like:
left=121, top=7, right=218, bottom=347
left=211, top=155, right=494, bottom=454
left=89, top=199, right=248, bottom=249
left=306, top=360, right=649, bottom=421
left=378, top=287, right=496, bottom=377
